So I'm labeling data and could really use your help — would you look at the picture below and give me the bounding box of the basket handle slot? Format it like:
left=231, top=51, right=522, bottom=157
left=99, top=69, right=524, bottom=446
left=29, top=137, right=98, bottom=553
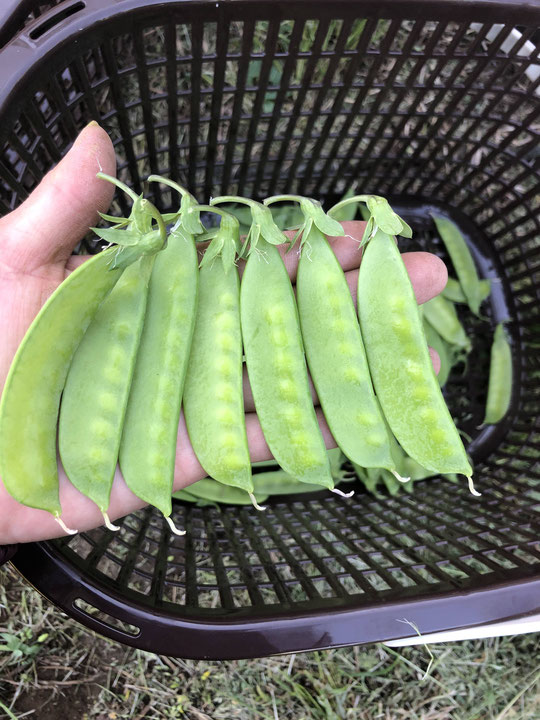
left=73, top=597, right=140, bottom=638
left=28, top=1, right=86, bottom=41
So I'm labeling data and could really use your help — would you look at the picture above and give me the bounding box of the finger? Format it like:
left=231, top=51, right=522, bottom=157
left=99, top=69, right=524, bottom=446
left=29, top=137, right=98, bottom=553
left=345, top=251, right=447, bottom=306
left=234, top=220, right=365, bottom=281
left=429, top=347, right=441, bottom=376
left=0, top=123, right=116, bottom=272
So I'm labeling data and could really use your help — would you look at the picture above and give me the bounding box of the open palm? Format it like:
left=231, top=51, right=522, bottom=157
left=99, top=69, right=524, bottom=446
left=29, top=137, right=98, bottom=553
left=0, top=124, right=446, bottom=545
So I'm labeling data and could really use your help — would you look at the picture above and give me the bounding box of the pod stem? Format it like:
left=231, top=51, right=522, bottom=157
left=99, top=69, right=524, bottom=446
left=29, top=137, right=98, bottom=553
left=249, top=493, right=267, bottom=511
left=330, top=487, right=355, bottom=498
left=264, top=194, right=304, bottom=206
left=97, top=172, right=139, bottom=204
left=467, top=476, right=481, bottom=497
left=147, top=175, right=191, bottom=200
left=54, top=515, right=77, bottom=535
left=391, top=469, right=411, bottom=483
left=102, top=512, right=120, bottom=532
left=328, top=194, right=373, bottom=218
left=165, top=515, right=186, bottom=536
left=211, top=195, right=258, bottom=208
left=195, top=205, right=234, bottom=221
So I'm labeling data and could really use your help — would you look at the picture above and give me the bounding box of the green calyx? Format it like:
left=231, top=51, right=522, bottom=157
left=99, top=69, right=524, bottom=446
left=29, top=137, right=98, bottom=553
left=195, top=205, right=240, bottom=273
left=147, top=175, right=204, bottom=237
left=211, top=196, right=288, bottom=257
left=328, top=194, right=412, bottom=246
left=93, top=173, right=167, bottom=269
left=264, top=195, right=345, bottom=251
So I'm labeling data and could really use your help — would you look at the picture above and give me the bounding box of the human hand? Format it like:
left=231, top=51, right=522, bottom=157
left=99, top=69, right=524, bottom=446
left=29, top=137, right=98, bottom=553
left=0, top=125, right=446, bottom=544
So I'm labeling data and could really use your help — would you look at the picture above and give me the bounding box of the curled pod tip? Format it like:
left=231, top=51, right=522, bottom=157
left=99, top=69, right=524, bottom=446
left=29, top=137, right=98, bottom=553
left=165, top=516, right=186, bottom=536
left=330, top=487, right=355, bottom=498
left=102, top=512, right=120, bottom=532
left=249, top=493, right=267, bottom=511
left=55, top=515, right=77, bottom=535
left=468, top=476, right=481, bottom=497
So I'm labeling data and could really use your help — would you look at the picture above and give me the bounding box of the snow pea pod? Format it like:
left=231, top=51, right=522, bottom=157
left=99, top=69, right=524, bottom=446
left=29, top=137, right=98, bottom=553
left=59, top=254, right=155, bottom=528
left=176, top=478, right=268, bottom=506
left=423, top=294, right=471, bottom=352
left=211, top=196, right=335, bottom=490
left=241, top=239, right=335, bottom=488
left=119, top=177, right=201, bottom=535
left=431, top=214, right=483, bottom=316
left=483, top=323, right=512, bottom=425
left=423, top=320, right=453, bottom=388
left=253, top=470, right=327, bottom=496
left=182, top=206, right=255, bottom=499
left=0, top=249, right=123, bottom=530
left=59, top=175, right=167, bottom=529
left=265, top=195, right=402, bottom=479
left=0, top=178, right=164, bottom=532
left=442, top=277, right=491, bottom=306
left=356, top=228, right=475, bottom=489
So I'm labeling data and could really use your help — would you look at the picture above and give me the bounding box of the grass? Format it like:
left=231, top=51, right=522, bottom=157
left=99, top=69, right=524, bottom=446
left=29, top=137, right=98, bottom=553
left=1, top=563, right=539, bottom=719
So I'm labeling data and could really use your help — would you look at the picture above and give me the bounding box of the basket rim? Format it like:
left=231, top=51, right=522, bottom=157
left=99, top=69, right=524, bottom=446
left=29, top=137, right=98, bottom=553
left=10, top=537, right=540, bottom=659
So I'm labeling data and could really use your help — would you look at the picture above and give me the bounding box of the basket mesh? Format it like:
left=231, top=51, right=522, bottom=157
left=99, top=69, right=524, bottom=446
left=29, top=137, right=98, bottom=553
left=0, top=1, right=539, bottom=653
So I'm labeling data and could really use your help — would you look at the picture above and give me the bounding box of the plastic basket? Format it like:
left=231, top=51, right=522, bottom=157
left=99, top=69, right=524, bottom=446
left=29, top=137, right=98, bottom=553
left=1, top=0, right=539, bottom=660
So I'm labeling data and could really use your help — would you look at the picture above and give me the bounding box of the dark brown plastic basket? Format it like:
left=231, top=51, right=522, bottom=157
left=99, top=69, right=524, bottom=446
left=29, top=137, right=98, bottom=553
left=1, top=0, right=539, bottom=660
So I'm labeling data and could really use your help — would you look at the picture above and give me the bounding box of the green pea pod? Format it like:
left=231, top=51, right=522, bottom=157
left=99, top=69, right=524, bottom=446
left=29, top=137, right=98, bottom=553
left=177, top=478, right=268, bottom=506
left=252, top=449, right=347, bottom=496
left=253, top=470, right=326, bottom=496
left=431, top=215, right=483, bottom=316
left=119, top=214, right=199, bottom=533
left=0, top=176, right=165, bottom=531
left=442, top=277, right=491, bottom=306
left=241, top=238, right=334, bottom=488
left=59, top=255, right=155, bottom=528
left=211, top=196, right=335, bottom=490
left=0, top=248, right=124, bottom=527
left=423, top=320, right=453, bottom=388
left=171, top=488, right=201, bottom=503
left=483, top=323, right=512, bottom=425
left=423, top=294, right=471, bottom=352
left=358, top=229, right=474, bottom=485
left=183, top=236, right=252, bottom=495
left=295, top=223, right=397, bottom=473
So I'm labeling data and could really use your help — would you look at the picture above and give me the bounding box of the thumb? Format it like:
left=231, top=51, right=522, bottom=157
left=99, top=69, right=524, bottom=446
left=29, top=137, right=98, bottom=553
left=0, top=122, right=116, bottom=272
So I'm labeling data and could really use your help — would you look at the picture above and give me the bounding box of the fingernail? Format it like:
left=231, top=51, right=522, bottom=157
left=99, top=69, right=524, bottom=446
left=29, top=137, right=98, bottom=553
left=86, top=120, right=100, bottom=128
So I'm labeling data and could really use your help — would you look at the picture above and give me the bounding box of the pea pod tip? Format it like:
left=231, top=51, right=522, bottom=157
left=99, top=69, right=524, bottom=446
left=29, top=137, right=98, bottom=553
left=165, top=515, right=186, bottom=536
left=391, top=470, right=411, bottom=484
left=330, top=487, right=355, bottom=498
left=103, top=512, right=121, bottom=532
left=467, top=476, right=481, bottom=497
left=249, top=493, right=267, bottom=511
left=55, top=515, right=78, bottom=535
